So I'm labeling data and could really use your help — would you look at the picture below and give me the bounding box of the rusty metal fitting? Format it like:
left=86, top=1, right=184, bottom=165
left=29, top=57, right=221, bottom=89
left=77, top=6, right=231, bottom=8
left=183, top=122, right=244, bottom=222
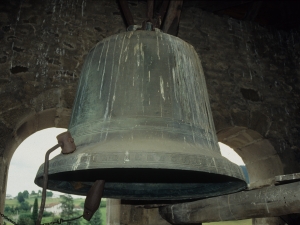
left=56, top=131, right=76, bottom=154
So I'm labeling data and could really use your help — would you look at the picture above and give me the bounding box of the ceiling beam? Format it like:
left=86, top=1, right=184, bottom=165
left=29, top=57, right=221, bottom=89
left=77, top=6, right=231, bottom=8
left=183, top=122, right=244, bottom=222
left=162, top=0, right=183, bottom=36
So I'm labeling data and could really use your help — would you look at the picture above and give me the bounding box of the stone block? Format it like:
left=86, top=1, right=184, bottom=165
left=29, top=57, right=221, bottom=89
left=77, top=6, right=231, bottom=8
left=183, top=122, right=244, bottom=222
left=31, top=88, right=62, bottom=112
left=231, top=108, right=249, bottom=127
left=249, top=111, right=271, bottom=136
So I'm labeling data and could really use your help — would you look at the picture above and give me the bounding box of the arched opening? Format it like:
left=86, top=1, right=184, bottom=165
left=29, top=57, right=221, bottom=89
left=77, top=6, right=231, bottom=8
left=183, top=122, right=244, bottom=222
left=4, top=128, right=67, bottom=224
left=217, top=126, right=284, bottom=189
left=1, top=104, right=108, bottom=225
left=217, top=125, right=286, bottom=225
left=3, top=126, right=106, bottom=225
left=201, top=143, right=252, bottom=225
left=6, top=128, right=67, bottom=198
left=0, top=108, right=71, bottom=222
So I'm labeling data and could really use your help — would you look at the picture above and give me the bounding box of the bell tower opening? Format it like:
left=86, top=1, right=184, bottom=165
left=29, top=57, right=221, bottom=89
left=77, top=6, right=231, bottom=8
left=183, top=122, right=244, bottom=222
left=6, top=128, right=67, bottom=198
left=5, top=127, right=108, bottom=225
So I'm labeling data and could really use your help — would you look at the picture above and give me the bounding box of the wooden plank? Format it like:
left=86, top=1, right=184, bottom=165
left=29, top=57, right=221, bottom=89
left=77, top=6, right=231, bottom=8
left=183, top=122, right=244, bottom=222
left=159, top=181, right=300, bottom=224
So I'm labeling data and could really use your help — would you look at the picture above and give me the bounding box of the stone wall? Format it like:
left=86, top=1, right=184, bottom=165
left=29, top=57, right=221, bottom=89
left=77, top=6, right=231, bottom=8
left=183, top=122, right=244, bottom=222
left=177, top=7, right=300, bottom=173
left=0, top=0, right=128, bottom=154
left=0, top=0, right=299, bottom=223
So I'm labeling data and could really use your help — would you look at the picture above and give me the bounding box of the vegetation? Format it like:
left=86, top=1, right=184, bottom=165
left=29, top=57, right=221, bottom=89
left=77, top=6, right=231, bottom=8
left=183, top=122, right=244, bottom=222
left=4, top=191, right=97, bottom=225
left=32, top=198, right=38, bottom=222
left=88, top=208, right=102, bottom=225
left=18, top=214, right=34, bottom=225
left=17, top=192, right=24, bottom=203
left=4, top=192, right=251, bottom=225
left=60, top=194, right=80, bottom=225
left=22, top=190, right=29, bottom=199
left=46, top=191, right=54, bottom=197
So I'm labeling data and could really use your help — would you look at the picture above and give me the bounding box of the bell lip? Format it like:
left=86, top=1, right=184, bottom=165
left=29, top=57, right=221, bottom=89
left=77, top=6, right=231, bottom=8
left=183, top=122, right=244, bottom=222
left=34, top=166, right=247, bottom=200
left=34, top=173, right=247, bottom=201
left=34, top=146, right=247, bottom=182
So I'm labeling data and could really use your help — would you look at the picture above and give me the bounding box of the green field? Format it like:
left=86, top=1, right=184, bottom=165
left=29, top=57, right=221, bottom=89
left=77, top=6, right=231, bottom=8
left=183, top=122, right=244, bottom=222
left=4, top=195, right=106, bottom=225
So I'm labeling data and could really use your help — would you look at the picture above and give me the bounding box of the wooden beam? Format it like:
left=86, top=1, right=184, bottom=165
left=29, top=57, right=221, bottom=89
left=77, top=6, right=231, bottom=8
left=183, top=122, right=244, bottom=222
left=119, top=0, right=135, bottom=26
left=162, top=0, right=183, bottom=36
left=154, top=0, right=170, bottom=28
left=147, top=0, right=154, bottom=21
left=159, top=181, right=300, bottom=224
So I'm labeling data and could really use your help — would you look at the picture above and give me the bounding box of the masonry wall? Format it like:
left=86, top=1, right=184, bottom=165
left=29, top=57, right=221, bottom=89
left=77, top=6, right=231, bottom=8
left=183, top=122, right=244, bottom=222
left=0, top=0, right=299, bottom=216
left=177, top=7, right=300, bottom=173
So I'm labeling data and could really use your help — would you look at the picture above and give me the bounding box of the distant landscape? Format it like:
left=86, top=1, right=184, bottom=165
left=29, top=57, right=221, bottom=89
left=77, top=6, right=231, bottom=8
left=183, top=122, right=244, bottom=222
left=4, top=190, right=106, bottom=225
left=4, top=190, right=251, bottom=225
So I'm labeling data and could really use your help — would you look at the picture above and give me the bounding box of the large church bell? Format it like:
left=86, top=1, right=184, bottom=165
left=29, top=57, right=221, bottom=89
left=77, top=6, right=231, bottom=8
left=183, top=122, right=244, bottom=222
left=34, top=28, right=247, bottom=200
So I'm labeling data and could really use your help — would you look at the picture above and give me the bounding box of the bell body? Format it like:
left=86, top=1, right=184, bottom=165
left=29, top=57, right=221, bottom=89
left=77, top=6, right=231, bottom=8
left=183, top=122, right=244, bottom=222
left=35, top=30, right=246, bottom=200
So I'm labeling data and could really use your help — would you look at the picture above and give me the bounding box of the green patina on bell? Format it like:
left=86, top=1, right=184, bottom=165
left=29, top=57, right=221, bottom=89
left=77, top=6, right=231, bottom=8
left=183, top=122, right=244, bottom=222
left=35, top=30, right=247, bottom=200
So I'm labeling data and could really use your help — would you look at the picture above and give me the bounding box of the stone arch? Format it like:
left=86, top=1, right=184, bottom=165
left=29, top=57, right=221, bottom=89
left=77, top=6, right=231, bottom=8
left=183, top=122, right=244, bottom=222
left=0, top=107, right=71, bottom=215
left=217, top=126, right=284, bottom=189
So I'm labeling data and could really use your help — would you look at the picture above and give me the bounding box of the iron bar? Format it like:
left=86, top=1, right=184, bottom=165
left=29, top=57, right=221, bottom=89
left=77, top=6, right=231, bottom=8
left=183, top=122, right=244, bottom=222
left=36, top=143, right=62, bottom=225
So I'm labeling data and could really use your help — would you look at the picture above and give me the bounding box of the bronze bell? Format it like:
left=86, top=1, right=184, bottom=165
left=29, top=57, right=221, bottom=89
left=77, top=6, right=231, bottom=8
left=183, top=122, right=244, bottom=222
left=35, top=30, right=247, bottom=200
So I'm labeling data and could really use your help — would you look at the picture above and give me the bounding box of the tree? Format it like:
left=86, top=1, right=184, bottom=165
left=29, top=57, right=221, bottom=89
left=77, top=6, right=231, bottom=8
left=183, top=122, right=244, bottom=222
left=31, top=190, right=36, bottom=195
left=60, top=194, right=80, bottom=225
left=46, top=191, right=53, bottom=197
left=20, top=201, right=30, bottom=211
left=32, top=198, right=38, bottom=223
left=22, top=190, right=29, bottom=199
left=17, top=192, right=25, bottom=203
left=88, top=208, right=102, bottom=225
left=18, top=214, right=34, bottom=225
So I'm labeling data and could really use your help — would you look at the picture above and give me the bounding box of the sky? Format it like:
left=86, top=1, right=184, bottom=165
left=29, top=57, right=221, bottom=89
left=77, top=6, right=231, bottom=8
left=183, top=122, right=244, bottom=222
left=6, top=128, right=244, bottom=197
left=219, top=142, right=245, bottom=165
left=6, top=128, right=69, bottom=197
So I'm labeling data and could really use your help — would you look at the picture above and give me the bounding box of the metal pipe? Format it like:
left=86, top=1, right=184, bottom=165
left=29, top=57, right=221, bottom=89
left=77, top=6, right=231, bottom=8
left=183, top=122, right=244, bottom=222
left=119, top=0, right=135, bottom=26
left=36, top=143, right=62, bottom=225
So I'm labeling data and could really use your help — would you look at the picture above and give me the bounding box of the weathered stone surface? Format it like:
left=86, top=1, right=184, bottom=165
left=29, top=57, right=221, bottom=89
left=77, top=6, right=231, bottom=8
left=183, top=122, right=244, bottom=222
left=0, top=123, right=12, bottom=156
left=249, top=111, right=271, bottom=136
left=240, top=88, right=261, bottom=101
left=178, top=7, right=300, bottom=173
